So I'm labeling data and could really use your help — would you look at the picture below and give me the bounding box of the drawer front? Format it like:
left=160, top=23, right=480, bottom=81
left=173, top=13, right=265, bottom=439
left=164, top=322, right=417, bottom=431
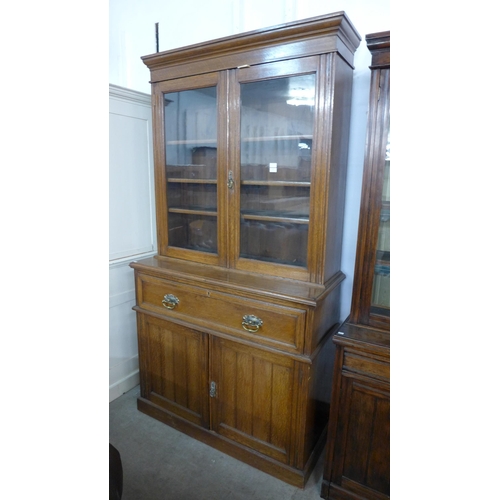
left=343, top=350, right=389, bottom=382
left=136, top=274, right=306, bottom=353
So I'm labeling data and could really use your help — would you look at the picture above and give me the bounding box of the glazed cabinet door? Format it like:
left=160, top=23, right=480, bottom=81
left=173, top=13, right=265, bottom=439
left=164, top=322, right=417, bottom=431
left=210, top=337, right=297, bottom=465
left=350, top=49, right=390, bottom=329
left=153, top=72, right=228, bottom=266
left=152, top=54, right=342, bottom=283
left=331, top=374, right=390, bottom=499
left=137, top=313, right=210, bottom=428
left=229, top=56, right=326, bottom=281
left=364, top=68, right=390, bottom=326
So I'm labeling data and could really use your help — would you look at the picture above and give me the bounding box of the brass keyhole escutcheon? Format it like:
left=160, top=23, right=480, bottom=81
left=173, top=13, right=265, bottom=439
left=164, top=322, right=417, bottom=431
left=227, top=170, right=235, bottom=189
left=210, top=381, right=217, bottom=398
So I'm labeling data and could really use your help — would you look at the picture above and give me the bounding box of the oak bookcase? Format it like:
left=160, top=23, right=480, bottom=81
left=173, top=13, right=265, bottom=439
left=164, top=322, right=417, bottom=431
left=130, top=12, right=361, bottom=487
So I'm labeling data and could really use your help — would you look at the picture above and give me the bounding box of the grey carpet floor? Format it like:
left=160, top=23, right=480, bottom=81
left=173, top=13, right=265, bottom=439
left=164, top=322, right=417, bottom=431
left=110, top=385, right=326, bottom=500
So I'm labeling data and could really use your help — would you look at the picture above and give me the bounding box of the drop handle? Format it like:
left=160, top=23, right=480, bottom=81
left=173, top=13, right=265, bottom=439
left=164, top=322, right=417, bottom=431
left=162, top=294, right=179, bottom=310
left=242, top=314, right=263, bottom=333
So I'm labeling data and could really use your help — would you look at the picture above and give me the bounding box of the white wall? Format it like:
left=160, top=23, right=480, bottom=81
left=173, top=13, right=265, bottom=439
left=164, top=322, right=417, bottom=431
left=110, top=1, right=389, bottom=94
left=109, top=84, right=156, bottom=400
left=109, top=0, right=390, bottom=397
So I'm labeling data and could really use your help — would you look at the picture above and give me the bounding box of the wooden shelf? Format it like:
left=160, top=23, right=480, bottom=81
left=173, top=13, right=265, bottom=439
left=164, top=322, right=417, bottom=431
left=168, top=207, right=217, bottom=217
left=241, top=180, right=310, bottom=187
left=241, top=213, right=309, bottom=224
left=166, top=139, right=217, bottom=145
left=167, top=178, right=217, bottom=184
left=241, top=134, right=313, bottom=143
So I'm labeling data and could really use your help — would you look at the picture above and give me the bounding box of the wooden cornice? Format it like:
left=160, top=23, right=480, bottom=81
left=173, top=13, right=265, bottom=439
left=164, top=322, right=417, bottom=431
left=142, top=12, right=361, bottom=82
left=366, top=30, right=390, bottom=69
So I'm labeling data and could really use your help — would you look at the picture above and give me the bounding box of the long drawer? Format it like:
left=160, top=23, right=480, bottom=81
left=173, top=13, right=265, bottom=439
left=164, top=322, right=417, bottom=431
left=135, top=273, right=307, bottom=353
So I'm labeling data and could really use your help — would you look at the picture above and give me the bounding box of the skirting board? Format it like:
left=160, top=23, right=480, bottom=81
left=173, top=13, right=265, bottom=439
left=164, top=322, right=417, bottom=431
left=109, top=370, right=140, bottom=402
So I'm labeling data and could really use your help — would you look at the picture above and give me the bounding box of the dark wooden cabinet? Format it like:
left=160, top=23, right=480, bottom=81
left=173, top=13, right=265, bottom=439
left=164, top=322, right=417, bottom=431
left=322, top=325, right=390, bottom=499
left=131, top=12, right=361, bottom=488
left=321, top=31, right=390, bottom=500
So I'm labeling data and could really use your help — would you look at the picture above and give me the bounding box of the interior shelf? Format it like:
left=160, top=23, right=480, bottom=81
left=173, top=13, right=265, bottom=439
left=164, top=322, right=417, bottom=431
left=168, top=208, right=217, bottom=217
left=241, top=134, right=313, bottom=143
left=167, top=178, right=217, bottom=184
left=241, top=213, right=309, bottom=224
left=241, top=180, right=310, bottom=187
left=166, top=139, right=217, bottom=145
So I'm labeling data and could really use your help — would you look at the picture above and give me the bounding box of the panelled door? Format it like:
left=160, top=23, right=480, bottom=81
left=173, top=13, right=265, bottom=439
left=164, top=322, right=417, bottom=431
left=138, top=312, right=302, bottom=464
left=332, top=374, right=390, bottom=497
left=137, top=313, right=210, bottom=428
left=209, top=336, right=298, bottom=465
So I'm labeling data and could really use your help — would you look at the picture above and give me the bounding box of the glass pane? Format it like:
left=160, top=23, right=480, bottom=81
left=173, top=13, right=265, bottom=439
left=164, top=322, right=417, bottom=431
left=167, top=182, right=217, bottom=211
left=163, top=87, right=218, bottom=252
left=168, top=213, right=217, bottom=253
left=239, top=74, right=315, bottom=266
left=371, top=127, right=390, bottom=316
left=240, top=220, right=308, bottom=266
left=240, top=185, right=310, bottom=218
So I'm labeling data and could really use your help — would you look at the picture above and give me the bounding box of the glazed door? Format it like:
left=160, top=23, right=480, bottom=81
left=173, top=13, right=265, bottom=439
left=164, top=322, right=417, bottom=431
left=153, top=72, right=228, bottom=266
left=370, top=103, right=390, bottom=319
left=351, top=64, right=390, bottom=329
left=210, top=337, right=297, bottom=465
left=153, top=57, right=334, bottom=280
left=228, top=56, right=325, bottom=281
left=137, top=313, right=210, bottom=428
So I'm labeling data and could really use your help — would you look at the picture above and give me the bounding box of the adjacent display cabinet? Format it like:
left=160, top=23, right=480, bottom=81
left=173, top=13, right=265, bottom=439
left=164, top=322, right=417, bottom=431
left=130, top=12, right=361, bottom=488
left=321, top=31, right=390, bottom=499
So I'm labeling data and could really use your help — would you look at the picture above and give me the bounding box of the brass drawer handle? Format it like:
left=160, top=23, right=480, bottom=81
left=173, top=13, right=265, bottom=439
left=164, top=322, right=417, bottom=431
left=242, top=314, right=263, bottom=333
left=162, top=294, right=179, bottom=310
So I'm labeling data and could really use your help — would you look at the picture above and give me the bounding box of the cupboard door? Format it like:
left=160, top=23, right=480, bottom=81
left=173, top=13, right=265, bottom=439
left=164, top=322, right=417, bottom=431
left=210, top=337, right=296, bottom=464
left=229, top=57, right=322, bottom=281
left=333, top=374, right=390, bottom=498
left=137, top=313, right=210, bottom=428
left=153, top=73, right=228, bottom=266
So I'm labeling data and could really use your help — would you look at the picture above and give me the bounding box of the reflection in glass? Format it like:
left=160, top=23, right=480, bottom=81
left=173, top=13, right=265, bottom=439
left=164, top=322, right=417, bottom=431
left=240, top=219, right=308, bottom=266
left=239, top=74, right=315, bottom=266
left=240, top=75, right=315, bottom=181
left=163, top=87, right=218, bottom=252
left=168, top=213, right=217, bottom=253
left=167, top=182, right=217, bottom=211
left=240, top=185, right=310, bottom=218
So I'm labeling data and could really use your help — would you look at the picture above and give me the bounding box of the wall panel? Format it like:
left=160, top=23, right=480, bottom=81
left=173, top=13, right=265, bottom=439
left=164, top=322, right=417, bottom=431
left=109, top=84, right=155, bottom=401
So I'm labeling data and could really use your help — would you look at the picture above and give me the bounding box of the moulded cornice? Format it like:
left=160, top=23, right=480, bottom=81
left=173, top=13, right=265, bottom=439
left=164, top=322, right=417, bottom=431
left=366, top=31, right=390, bottom=52
left=366, top=31, right=390, bottom=68
left=141, top=11, right=361, bottom=76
